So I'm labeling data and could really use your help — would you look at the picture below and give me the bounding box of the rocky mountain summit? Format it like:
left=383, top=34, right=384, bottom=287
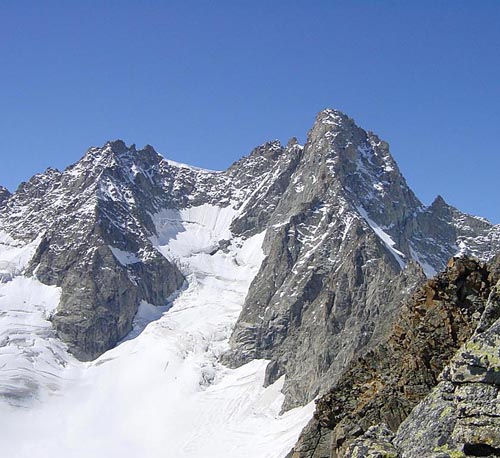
left=225, top=110, right=500, bottom=410
left=0, top=108, right=499, bottom=456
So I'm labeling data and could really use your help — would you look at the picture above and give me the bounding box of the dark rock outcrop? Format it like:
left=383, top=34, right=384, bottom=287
left=394, top=270, right=500, bottom=457
left=1, top=145, right=187, bottom=360
left=288, top=256, right=499, bottom=458
left=0, top=185, right=10, bottom=206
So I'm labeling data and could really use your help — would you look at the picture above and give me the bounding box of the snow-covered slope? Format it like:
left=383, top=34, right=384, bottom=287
left=0, top=206, right=313, bottom=458
left=0, top=231, right=80, bottom=403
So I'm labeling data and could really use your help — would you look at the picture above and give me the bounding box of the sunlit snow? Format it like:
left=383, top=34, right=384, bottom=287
left=109, top=246, right=141, bottom=265
left=0, top=205, right=314, bottom=458
left=357, top=206, right=407, bottom=269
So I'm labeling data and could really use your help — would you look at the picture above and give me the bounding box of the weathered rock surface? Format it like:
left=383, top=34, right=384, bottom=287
left=225, top=110, right=500, bottom=411
left=288, top=256, right=498, bottom=458
left=0, top=185, right=10, bottom=206
left=1, top=144, right=190, bottom=359
left=343, top=425, right=399, bottom=458
left=394, top=270, right=500, bottom=457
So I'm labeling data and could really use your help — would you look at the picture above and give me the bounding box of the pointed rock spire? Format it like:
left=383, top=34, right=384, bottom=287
left=0, top=185, right=11, bottom=206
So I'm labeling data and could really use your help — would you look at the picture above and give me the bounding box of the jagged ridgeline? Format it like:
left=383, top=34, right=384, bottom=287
left=0, top=109, right=499, bottom=456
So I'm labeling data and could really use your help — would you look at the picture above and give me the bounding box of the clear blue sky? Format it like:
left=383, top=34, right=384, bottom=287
left=1, top=1, right=499, bottom=222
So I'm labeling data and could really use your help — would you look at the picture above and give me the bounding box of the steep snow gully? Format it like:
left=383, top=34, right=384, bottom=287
left=0, top=205, right=314, bottom=458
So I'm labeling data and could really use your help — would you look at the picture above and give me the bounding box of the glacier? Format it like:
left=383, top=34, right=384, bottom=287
left=0, top=204, right=314, bottom=458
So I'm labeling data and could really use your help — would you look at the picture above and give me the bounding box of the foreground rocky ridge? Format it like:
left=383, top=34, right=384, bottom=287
left=288, top=255, right=500, bottom=457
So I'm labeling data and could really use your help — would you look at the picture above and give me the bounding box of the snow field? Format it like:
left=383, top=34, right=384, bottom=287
left=0, top=205, right=314, bottom=457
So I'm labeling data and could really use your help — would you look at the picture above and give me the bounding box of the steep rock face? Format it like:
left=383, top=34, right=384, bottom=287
left=225, top=110, right=500, bottom=410
left=0, top=186, right=10, bottom=206
left=0, top=143, right=188, bottom=359
left=405, top=196, right=500, bottom=276
left=288, top=256, right=498, bottom=458
left=229, top=139, right=304, bottom=237
left=225, top=110, right=425, bottom=409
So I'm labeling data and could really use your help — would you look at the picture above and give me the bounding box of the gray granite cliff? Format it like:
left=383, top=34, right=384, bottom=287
left=224, top=110, right=500, bottom=411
